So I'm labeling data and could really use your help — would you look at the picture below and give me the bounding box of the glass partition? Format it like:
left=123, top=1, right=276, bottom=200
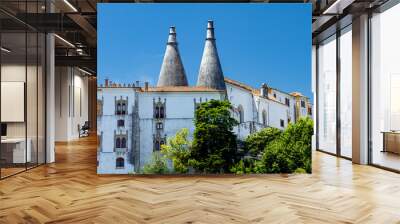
left=339, top=26, right=352, bottom=158
left=317, top=35, right=337, bottom=154
left=1, top=31, right=28, bottom=177
left=371, top=3, right=400, bottom=171
left=0, top=2, right=46, bottom=179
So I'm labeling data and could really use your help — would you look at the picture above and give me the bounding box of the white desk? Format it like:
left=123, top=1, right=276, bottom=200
left=1, top=138, right=31, bottom=163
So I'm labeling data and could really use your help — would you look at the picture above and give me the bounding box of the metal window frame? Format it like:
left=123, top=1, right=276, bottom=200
left=367, top=1, right=400, bottom=172
left=0, top=1, right=47, bottom=180
left=315, top=23, right=353, bottom=161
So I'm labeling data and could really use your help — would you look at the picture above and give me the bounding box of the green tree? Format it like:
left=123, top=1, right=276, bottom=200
left=260, top=117, right=313, bottom=173
left=161, top=128, right=192, bottom=173
left=245, top=127, right=282, bottom=157
left=190, top=100, right=239, bottom=173
left=142, top=151, right=170, bottom=174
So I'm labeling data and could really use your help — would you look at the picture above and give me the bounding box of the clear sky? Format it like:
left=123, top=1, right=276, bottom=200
left=98, top=3, right=312, bottom=98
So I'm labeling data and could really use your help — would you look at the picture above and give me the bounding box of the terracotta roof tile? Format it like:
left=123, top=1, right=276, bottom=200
left=224, top=77, right=255, bottom=92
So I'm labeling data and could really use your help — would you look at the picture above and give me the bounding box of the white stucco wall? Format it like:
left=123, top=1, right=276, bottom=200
left=97, top=80, right=311, bottom=174
left=226, top=83, right=255, bottom=123
left=137, top=91, right=224, bottom=169
left=97, top=87, right=136, bottom=174
left=54, top=67, right=89, bottom=141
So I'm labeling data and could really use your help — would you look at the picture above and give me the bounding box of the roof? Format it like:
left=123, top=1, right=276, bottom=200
left=197, top=21, right=226, bottom=90
left=224, top=77, right=254, bottom=92
left=157, top=26, right=188, bottom=87
left=224, top=77, right=292, bottom=107
left=140, top=86, right=224, bottom=93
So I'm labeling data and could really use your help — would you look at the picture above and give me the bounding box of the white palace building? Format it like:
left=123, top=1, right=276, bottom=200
left=97, top=21, right=312, bottom=174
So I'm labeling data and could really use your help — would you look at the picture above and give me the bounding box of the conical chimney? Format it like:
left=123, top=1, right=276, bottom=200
left=197, top=20, right=226, bottom=90
left=157, top=26, right=188, bottom=87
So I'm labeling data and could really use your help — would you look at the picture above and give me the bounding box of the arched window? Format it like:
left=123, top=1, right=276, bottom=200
left=154, top=104, right=165, bottom=119
left=237, top=105, right=244, bottom=123
left=262, top=110, right=267, bottom=126
left=154, top=139, right=161, bottom=151
left=116, top=157, right=124, bottom=168
left=153, top=138, right=166, bottom=152
left=122, top=103, right=126, bottom=114
left=116, top=137, right=121, bottom=148
left=117, top=102, right=122, bottom=115
left=121, top=137, right=127, bottom=148
left=155, top=105, right=160, bottom=118
left=159, top=106, right=165, bottom=118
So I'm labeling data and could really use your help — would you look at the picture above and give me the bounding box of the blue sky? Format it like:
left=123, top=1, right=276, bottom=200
left=98, top=3, right=312, bottom=98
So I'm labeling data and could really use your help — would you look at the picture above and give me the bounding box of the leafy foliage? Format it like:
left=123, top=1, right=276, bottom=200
left=151, top=99, right=313, bottom=175
left=142, top=151, right=170, bottom=174
left=161, top=128, right=192, bottom=173
left=230, top=158, right=256, bottom=174
left=233, top=117, right=313, bottom=174
left=259, top=117, right=313, bottom=173
left=244, top=127, right=282, bottom=157
left=190, top=100, right=239, bottom=173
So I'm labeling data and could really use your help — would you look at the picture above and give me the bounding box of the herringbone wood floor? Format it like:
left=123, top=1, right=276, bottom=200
left=1, top=136, right=400, bottom=224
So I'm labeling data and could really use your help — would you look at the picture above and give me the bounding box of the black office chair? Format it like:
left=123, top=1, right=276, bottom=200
left=79, top=121, right=90, bottom=138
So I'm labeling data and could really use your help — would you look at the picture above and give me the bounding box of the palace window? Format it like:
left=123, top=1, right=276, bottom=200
left=115, top=138, right=121, bottom=148
left=262, top=110, right=267, bottom=126
left=115, top=98, right=128, bottom=115
left=156, top=122, right=163, bottom=130
left=285, top=98, right=290, bottom=106
left=154, top=101, right=166, bottom=119
left=117, top=119, right=125, bottom=127
left=153, top=136, right=166, bottom=152
left=97, top=99, right=103, bottom=116
left=238, top=105, right=244, bottom=123
left=301, top=100, right=306, bottom=108
left=116, top=157, right=125, bottom=168
left=121, top=137, right=127, bottom=148
left=115, top=134, right=128, bottom=149
left=280, top=119, right=285, bottom=128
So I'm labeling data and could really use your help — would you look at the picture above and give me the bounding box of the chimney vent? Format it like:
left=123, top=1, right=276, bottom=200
left=260, top=83, right=268, bottom=97
left=157, top=26, right=188, bottom=87
left=206, top=20, right=215, bottom=40
left=197, top=20, right=226, bottom=90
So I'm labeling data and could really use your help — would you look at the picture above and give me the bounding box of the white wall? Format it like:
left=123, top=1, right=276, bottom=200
left=137, top=91, right=224, bottom=169
left=97, top=87, right=136, bottom=174
left=54, top=67, right=89, bottom=141
left=226, top=83, right=255, bottom=123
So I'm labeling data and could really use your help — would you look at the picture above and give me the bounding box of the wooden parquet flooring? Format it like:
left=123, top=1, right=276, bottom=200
left=1, top=135, right=400, bottom=223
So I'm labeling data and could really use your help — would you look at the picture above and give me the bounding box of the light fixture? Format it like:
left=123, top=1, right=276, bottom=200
left=1, top=47, right=11, bottom=53
left=63, top=0, right=78, bottom=12
left=76, top=48, right=83, bottom=55
left=322, top=0, right=354, bottom=15
left=54, top=34, right=75, bottom=48
left=78, top=67, right=93, bottom=76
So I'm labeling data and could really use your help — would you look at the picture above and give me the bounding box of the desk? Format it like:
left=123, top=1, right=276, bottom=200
left=1, top=138, right=31, bottom=163
left=382, top=131, right=400, bottom=154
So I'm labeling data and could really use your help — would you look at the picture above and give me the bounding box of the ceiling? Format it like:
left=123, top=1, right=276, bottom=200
left=0, top=0, right=392, bottom=76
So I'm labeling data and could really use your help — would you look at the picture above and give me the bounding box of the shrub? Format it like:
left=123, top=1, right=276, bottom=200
left=161, top=128, right=192, bottom=173
left=261, top=117, right=313, bottom=173
left=142, top=152, right=170, bottom=174
left=245, top=127, right=282, bottom=157
left=231, top=117, right=313, bottom=174
left=230, top=158, right=256, bottom=174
